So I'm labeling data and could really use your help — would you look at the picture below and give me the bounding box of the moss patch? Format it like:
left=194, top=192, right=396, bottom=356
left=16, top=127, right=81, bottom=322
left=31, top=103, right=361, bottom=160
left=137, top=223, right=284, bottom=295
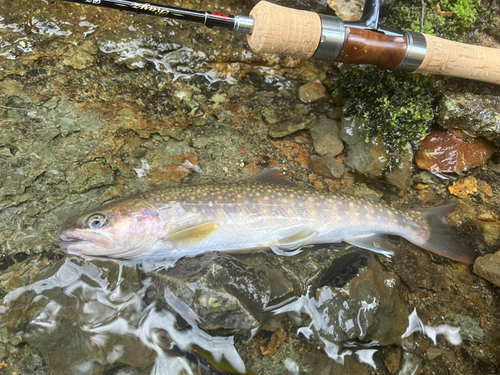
left=336, top=66, right=440, bottom=171
left=382, top=0, right=499, bottom=42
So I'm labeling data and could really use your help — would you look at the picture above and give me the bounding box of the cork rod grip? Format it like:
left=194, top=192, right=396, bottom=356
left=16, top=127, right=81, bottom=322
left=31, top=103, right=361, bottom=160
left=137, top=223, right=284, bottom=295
left=415, top=34, right=500, bottom=85
left=247, top=1, right=322, bottom=58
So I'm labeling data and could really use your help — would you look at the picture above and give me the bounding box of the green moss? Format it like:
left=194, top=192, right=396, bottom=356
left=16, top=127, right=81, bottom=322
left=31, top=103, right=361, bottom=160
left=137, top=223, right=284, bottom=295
left=382, top=0, right=499, bottom=41
left=336, top=66, right=440, bottom=170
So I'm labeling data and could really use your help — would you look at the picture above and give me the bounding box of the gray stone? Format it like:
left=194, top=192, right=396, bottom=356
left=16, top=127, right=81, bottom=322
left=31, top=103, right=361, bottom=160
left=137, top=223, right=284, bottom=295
left=454, top=315, right=485, bottom=343
left=438, top=92, right=500, bottom=145
left=309, top=155, right=345, bottom=179
left=339, top=116, right=388, bottom=176
left=269, top=116, right=317, bottom=138
left=473, top=250, right=500, bottom=286
left=386, top=144, right=414, bottom=190
left=310, top=116, right=344, bottom=157
left=149, top=252, right=272, bottom=332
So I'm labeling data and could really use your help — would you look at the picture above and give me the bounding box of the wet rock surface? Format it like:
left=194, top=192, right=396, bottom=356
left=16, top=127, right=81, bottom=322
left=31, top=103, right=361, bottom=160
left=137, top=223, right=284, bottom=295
left=416, top=129, right=498, bottom=174
left=298, top=79, right=329, bottom=103
left=309, top=255, right=409, bottom=346
left=473, top=250, right=500, bottom=287
left=1, top=0, right=500, bottom=374
left=310, top=116, right=344, bottom=158
left=148, top=252, right=272, bottom=332
left=438, top=92, right=500, bottom=145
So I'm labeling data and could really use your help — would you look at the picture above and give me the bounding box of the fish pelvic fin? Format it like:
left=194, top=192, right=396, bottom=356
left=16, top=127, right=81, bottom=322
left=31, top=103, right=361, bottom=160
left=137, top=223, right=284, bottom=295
left=269, top=229, right=317, bottom=256
left=344, top=234, right=396, bottom=258
left=415, top=203, right=475, bottom=264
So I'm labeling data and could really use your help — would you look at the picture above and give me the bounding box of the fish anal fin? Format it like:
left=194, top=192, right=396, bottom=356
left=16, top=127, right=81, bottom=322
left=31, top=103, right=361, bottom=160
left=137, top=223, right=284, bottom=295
left=165, top=222, right=220, bottom=244
left=246, top=167, right=297, bottom=187
left=345, top=234, right=395, bottom=257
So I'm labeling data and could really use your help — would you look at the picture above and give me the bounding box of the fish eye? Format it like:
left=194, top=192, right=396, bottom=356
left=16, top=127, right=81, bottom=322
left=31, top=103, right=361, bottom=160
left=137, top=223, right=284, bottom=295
left=87, top=213, right=107, bottom=229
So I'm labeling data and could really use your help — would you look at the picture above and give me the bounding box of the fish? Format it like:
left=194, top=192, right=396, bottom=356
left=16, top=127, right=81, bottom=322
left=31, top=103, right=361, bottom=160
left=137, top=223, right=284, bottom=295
left=59, top=168, right=475, bottom=264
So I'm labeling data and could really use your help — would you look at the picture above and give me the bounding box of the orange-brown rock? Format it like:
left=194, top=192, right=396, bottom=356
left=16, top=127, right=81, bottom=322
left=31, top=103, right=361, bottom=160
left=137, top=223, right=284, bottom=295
left=298, top=79, right=329, bottom=103
left=448, top=176, right=478, bottom=199
left=415, top=129, right=497, bottom=174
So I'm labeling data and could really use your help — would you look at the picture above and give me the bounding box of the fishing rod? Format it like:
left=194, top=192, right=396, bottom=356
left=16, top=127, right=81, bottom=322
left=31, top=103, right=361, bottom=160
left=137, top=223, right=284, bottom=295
left=63, top=0, right=500, bottom=85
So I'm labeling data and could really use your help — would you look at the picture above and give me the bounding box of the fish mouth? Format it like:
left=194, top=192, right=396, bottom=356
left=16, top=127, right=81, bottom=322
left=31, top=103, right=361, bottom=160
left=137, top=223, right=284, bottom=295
left=59, top=229, right=116, bottom=255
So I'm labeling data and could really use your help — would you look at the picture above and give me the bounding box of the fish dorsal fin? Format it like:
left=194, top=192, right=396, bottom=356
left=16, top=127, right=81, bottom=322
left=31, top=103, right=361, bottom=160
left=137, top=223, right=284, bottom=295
left=246, top=167, right=297, bottom=187
left=165, top=222, right=220, bottom=245
left=344, top=234, right=395, bottom=258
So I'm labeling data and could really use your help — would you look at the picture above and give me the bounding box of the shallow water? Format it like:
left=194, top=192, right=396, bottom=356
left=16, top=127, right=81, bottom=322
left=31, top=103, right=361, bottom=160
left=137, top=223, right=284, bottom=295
left=0, top=253, right=466, bottom=375
left=1, top=0, right=500, bottom=374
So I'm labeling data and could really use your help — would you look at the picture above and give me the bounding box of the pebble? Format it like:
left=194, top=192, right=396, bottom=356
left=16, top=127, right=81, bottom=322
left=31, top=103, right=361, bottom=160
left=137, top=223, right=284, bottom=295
left=269, top=117, right=316, bottom=138
left=454, top=315, right=486, bottom=343
left=448, top=176, right=478, bottom=198
left=298, top=79, right=329, bottom=103
left=327, top=0, right=364, bottom=21
left=384, top=347, right=402, bottom=374
left=477, top=212, right=496, bottom=222
left=426, top=347, right=442, bottom=360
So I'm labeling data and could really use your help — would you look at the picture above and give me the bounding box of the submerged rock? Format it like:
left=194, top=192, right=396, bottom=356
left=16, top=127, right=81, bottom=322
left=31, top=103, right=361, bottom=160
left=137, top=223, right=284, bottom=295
left=339, top=116, right=407, bottom=181
left=312, top=257, right=408, bottom=346
left=454, top=315, right=485, bottom=343
left=438, top=92, right=500, bottom=146
left=415, top=129, right=497, bottom=174
left=148, top=252, right=272, bottom=332
left=269, top=116, right=317, bottom=138
left=1, top=258, right=156, bottom=375
left=310, top=116, right=344, bottom=158
left=473, top=251, right=500, bottom=287
left=275, top=252, right=409, bottom=366
left=309, top=155, right=345, bottom=179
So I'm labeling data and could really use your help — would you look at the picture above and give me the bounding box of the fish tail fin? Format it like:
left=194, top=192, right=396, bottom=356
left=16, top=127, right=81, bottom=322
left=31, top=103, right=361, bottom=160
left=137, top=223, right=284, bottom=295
left=416, top=203, right=475, bottom=264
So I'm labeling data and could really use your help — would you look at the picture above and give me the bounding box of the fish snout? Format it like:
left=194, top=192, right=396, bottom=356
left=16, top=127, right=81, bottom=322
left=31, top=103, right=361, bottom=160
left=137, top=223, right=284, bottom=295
left=58, top=228, right=116, bottom=252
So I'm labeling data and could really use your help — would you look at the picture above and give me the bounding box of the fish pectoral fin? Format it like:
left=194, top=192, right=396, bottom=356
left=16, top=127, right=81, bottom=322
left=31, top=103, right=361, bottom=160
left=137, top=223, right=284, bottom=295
left=344, top=234, right=396, bottom=257
left=269, top=229, right=317, bottom=256
left=164, top=222, right=220, bottom=244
